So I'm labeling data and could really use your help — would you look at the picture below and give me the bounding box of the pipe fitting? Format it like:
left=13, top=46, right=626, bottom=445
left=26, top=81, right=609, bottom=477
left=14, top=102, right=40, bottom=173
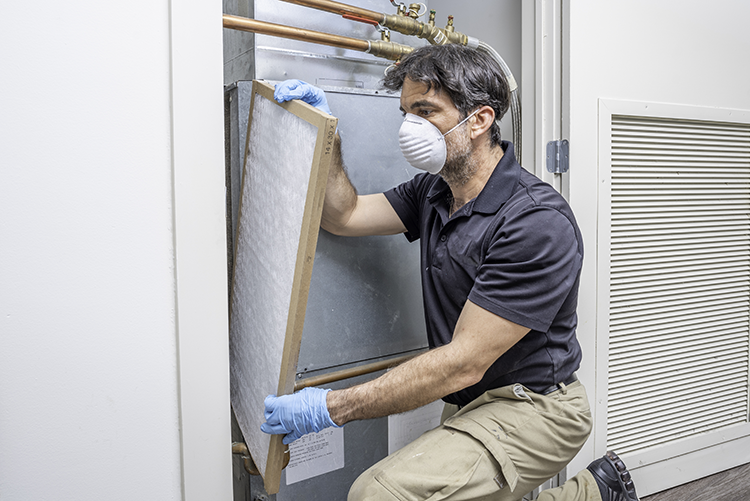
left=232, top=442, right=261, bottom=475
left=381, top=13, right=467, bottom=46
left=445, top=15, right=455, bottom=32
left=442, top=29, right=469, bottom=45
left=408, top=3, right=426, bottom=19
left=366, top=40, right=414, bottom=61
left=232, top=441, right=291, bottom=475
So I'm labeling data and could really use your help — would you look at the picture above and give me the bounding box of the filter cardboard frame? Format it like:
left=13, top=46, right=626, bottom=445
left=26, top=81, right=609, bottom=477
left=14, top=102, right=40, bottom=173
left=229, top=80, right=338, bottom=494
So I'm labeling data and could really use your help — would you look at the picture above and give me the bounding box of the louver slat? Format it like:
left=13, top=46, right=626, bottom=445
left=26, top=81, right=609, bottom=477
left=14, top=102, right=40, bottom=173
left=609, top=360, right=748, bottom=394
left=610, top=291, right=749, bottom=314
left=609, top=388, right=748, bottom=427
left=607, top=115, right=750, bottom=455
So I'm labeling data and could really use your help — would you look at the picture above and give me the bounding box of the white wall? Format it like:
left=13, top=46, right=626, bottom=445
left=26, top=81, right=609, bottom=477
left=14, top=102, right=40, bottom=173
left=0, top=2, right=231, bottom=500
left=566, top=0, right=750, bottom=478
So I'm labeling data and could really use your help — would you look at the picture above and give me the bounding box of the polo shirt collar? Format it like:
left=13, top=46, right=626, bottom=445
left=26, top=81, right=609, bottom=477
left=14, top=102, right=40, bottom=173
left=426, top=141, right=521, bottom=215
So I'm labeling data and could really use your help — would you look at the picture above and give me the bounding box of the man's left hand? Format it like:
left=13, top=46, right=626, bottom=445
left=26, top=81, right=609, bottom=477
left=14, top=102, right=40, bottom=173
left=274, top=79, right=332, bottom=115
left=260, top=387, right=341, bottom=444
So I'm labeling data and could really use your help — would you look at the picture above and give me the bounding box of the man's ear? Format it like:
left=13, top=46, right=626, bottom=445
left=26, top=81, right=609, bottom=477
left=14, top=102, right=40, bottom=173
left=469, top=105, right=496, bottom=140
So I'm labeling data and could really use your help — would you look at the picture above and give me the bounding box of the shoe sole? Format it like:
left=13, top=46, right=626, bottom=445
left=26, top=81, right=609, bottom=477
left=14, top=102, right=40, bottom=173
left=605, top=450, right=639, bottom=501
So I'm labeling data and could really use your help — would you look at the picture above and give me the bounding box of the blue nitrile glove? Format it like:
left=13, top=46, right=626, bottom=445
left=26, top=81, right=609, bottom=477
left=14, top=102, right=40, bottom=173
left=274, top=79, right=332, bottom=115
left=260, top=387, right=341, bottom=444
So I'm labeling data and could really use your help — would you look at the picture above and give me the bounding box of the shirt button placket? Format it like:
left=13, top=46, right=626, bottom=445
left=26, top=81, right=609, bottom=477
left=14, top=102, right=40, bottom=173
left=433, top=233, right=448, bottom=269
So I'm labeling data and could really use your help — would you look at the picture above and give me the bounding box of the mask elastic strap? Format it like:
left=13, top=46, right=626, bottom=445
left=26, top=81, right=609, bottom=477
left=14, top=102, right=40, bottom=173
left=442, top=108, right=480, bottom=137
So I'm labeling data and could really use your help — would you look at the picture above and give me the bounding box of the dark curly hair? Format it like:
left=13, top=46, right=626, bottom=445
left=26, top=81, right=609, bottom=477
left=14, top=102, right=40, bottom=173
left=382, top=44, right=509, bottom=147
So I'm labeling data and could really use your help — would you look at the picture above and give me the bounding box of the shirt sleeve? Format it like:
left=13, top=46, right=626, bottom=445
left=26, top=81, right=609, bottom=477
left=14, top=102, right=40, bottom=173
left=468, top=206, right=583, bottom=332
left=383, top=173, right=433, bottom=243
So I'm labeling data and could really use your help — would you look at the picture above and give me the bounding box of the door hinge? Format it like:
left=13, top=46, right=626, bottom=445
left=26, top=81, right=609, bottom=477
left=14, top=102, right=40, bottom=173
left=546, top=140, right=569, bottom=174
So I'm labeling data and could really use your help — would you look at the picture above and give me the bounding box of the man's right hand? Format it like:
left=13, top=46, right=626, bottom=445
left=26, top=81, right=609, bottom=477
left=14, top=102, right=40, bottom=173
left=260, top=387, right=341, bottom=444
left=274, top=79, right=332, bottom=115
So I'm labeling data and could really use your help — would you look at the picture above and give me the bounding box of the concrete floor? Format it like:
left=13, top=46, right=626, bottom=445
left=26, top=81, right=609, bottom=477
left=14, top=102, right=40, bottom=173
left=642, top=462, right=750, bottom=501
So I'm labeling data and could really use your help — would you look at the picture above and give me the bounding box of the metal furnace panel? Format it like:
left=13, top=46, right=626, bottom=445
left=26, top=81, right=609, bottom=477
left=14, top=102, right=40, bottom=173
left=298, top=86, right=428, bottom=375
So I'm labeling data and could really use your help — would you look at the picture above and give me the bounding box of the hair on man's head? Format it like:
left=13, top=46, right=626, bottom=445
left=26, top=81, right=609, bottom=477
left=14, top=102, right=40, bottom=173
left=382, top=44, right=510, bottom=147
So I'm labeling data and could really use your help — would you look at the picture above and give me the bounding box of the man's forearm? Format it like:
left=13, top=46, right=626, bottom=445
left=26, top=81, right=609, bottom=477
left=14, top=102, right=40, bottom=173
left=325, top=301, right=531, bottom=426
left=325, top=344, right=480, bottom=426
left=321, top=134, right=358, bottom=234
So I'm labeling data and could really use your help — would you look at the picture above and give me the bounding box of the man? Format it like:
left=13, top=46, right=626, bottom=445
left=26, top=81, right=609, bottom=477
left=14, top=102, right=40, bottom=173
left=261, top=44, right=638, bottom=501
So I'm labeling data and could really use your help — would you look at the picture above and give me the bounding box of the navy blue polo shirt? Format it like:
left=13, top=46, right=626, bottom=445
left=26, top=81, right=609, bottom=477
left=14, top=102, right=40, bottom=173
left=384, top=142, right=583, bottom=406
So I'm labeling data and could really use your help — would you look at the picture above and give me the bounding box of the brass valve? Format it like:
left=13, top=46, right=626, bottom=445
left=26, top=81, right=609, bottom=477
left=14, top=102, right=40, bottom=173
left=382, top=12, right=468, bottom=46
left=367, top=39, right=414, bottom=61
left=428, top=10, right=436, bottom=27
left=445, top=15, right=455, bottom=33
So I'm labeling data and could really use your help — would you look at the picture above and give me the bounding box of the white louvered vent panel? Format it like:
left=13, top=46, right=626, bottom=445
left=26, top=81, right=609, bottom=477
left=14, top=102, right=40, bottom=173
left=607, top=115, right=750, bottom=455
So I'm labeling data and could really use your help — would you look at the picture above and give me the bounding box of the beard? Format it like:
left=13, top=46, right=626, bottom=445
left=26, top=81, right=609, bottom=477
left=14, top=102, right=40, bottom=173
left=439, top=124, right=478, bottom=187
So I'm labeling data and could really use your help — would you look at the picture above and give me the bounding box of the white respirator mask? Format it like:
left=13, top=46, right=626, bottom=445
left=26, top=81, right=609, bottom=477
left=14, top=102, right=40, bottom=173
left=398, top=109, right=479, bottom=174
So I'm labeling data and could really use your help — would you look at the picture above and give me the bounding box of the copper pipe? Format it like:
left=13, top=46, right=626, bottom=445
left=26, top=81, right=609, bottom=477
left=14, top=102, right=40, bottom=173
left=232, top=442, right=260, bottom=475
left=232, top=441, right=290, bottom=475
left=294, top=352, right=422, bottom=391
left=279, top=0, right=386, bottom=25
left=280, top=0, right=471, bottom=46
left=223, top=14, right=369, bottom=52
left=223, top=15, right=413, bottom=61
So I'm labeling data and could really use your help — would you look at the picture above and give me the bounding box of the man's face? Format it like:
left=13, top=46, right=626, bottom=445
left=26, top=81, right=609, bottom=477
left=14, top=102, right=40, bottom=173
left=399, top=78, right=462, bottom=134
left=399, top=78, right=477, bottom=185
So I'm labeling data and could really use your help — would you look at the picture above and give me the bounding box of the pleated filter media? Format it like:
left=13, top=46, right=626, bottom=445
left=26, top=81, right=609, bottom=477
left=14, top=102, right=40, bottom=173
left=229, top=81, right=337, bottom=494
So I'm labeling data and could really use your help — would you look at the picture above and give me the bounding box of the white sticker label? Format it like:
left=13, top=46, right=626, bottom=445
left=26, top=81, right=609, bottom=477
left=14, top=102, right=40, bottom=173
left=388, top=400, right=444, bottom=454
left=285, top=427, right=345, bottom=485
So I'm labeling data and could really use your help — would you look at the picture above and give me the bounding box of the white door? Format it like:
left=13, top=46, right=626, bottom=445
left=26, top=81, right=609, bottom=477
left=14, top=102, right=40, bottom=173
left=561, top=1, right=750, bottom=496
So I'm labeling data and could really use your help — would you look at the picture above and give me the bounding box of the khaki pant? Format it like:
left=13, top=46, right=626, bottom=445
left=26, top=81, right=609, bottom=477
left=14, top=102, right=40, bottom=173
left=348, top=381, right=601, bottom=501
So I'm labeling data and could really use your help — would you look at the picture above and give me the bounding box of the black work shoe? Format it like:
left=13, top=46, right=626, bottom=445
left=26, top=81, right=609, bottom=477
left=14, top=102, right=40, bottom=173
left=586, top=450, right=639, bottom=501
